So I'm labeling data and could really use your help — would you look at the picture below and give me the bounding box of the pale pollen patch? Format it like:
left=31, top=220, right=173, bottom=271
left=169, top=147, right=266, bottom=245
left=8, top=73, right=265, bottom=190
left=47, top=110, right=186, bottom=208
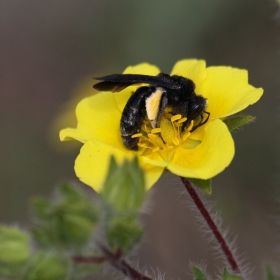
left=145, top=88, right=164, bottom=125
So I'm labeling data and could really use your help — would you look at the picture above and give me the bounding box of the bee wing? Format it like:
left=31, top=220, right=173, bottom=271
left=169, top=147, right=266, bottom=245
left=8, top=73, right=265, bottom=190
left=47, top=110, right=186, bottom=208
left=93, top=74, right=178, bottom=92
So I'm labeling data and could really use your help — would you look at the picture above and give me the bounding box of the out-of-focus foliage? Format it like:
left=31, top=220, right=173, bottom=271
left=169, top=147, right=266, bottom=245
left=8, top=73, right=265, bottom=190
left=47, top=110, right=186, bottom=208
left=0, top=157, right=147, bottom=279
left=0, top=226, right=30, bottom=277
left=31, top=183, right=98, bottom=250
left=265, top=266, right=280, bottom=280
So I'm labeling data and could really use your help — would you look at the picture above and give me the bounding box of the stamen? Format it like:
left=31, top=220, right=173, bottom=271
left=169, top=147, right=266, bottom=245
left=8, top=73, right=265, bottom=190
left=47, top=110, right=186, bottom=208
left=151, top=128, right=161, bottom=134
left=131, top=133, right=143, bottom=138
left=138, top=143, right=146, bottom=147
left=188, top=120, right=194, bottom=132
left=172, top=137, right=180, bottom=145
left=135, top=113, right=195, bottom=159
left=171, top=114, right=182, bottom=122
left=152, top=147, right=160, bottom=152
left=182, top=132, right=190, bottom=141
left=177, top=117, right=187, bottom=124
left=148, top=133, right=157, bottom=139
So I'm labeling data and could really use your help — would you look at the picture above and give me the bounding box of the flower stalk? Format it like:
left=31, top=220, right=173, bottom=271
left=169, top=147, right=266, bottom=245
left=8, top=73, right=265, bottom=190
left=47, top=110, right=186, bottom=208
left=73, top=242, right=152, bottom=280
left=181, top=177, right=241, bottom=275
left=95, top=243, right=152, bottom=280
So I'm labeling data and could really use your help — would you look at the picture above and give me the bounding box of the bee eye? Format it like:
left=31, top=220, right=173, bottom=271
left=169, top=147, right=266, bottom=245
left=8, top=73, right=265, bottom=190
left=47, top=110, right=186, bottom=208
left=188, top=100, right=205, bottom=119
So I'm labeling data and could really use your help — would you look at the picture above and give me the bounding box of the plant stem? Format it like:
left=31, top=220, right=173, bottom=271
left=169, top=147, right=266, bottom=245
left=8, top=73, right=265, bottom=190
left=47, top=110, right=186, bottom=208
left=73, top=243, right=153, bottom=280
left=96, top=243, right=153, bottom=280
left=180, top=177, right=241, bottom=274
left=72, top=255, right=106, bottom=264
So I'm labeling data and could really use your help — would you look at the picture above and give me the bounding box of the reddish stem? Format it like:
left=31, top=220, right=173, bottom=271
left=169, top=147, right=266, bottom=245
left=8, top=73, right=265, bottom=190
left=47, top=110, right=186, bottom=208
left=72, top=255, right=106, bottom=264
left=73, top=244, right=153, bottom=280
left=96, top=243, right=153, bottom=280
left=181, top=177, right=240, bottom=274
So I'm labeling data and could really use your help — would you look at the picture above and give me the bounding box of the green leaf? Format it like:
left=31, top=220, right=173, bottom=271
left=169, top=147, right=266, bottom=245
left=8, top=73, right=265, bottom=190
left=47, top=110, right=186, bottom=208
left=188, top=178, right=212, bottom=194
left=223, top=115, right=255, bottom=132
left=192, top=265, right=208, bottom=280
left=265, top=265, right=280, bottom=280
left=0, top=226, right=30, bottom=277
left=222, top=268, right=242, bottom=280
left=102, top=156, right=146, bottom=212
left=22, top=251, right=68, bottom=280
left=106, top=215, right=143, bottom=253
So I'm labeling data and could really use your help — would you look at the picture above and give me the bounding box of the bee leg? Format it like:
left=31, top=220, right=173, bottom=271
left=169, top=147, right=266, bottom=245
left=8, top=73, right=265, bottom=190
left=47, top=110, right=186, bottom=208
left=200, top=110, right=210, bottom=125
left=190, top=111, right=210, bottom=132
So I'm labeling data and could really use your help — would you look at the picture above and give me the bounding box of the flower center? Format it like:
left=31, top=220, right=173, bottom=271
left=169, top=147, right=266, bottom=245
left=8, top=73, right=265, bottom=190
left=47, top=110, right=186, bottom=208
left=131, top=112, right=194, bottom=161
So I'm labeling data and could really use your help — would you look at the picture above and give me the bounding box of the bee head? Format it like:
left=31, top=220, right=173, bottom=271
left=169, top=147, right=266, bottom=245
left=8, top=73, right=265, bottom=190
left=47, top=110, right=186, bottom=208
left=188, top=96, right=208, bottom=120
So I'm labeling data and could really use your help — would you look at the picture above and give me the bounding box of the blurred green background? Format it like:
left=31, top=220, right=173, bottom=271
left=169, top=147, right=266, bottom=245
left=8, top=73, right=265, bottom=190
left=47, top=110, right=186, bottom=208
left=1, top=0, right=279, bottom=279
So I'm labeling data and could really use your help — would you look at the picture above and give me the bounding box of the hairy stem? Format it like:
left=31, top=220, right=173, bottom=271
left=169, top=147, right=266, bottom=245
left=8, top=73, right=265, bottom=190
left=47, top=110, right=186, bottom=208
left=97, top=243, right=153, bottom=280
left=73, top=243, right=153, bottom=280
left=181, top=177, right=241, bottom=274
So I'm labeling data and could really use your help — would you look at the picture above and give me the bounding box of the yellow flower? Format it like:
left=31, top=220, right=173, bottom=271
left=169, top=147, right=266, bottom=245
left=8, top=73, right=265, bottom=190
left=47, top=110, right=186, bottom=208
left=60, top=59, right=263, bottom=192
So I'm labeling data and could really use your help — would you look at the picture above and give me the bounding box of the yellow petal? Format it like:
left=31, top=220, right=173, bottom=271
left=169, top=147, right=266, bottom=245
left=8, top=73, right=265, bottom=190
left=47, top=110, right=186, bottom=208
left=142, top=151, right=169, bottom=168
left=142, top=119, right=234, bottom=179
left=123, top=63, right=160, bottom=75
left=167, top=119, right=234, bottom=179
left=75, top=139, right=164, bottom=192
left=60, top=92, right=126, bottom=151
left=138, top=159, right=165, bottom=190
left=170, top=59, right=207, bottom=94
left=204, top=66, right=263, bottom=120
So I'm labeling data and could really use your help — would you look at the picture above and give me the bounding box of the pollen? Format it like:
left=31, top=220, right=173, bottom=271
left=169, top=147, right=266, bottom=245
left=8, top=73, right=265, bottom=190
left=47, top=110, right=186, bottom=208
left=145, top=89, right=164, bottom=126
left=132, top=112, right=194, bottom=161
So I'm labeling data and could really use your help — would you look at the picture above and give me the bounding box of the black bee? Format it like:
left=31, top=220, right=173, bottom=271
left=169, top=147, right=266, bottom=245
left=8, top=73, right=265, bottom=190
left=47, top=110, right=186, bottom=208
left=93, top=73, right=209, bottom=150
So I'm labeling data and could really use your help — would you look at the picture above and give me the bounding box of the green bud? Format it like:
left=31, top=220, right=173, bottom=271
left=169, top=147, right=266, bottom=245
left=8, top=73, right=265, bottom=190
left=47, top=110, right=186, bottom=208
left=106, top=216, right=143, bottom=253
left=223, top=115, right=255, bottom=132
left=102, top=156, right=146, bottom=212
left=188, top=178, right=212, bottom=194
left=0, top=226, right=30, bottom=263
left=55, top=212, right=96, bottom=246
left=22, top=251, right=68, bottom=280
left=0, top=225, right=30, bottom=277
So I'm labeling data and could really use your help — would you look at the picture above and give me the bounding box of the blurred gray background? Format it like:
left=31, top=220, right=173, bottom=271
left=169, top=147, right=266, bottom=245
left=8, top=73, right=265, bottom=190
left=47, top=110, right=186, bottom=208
left=1, top=0, right=280, bottom=279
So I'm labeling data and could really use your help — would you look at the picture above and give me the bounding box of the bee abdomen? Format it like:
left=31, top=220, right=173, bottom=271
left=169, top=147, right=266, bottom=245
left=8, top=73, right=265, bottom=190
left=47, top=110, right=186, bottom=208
left=120, top=86, right=154, bottom=150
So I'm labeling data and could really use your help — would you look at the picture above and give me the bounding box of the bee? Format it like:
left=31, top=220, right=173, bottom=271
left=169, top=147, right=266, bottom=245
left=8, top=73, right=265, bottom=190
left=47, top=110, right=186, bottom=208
left=93, top=73, right=209, bottom=150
